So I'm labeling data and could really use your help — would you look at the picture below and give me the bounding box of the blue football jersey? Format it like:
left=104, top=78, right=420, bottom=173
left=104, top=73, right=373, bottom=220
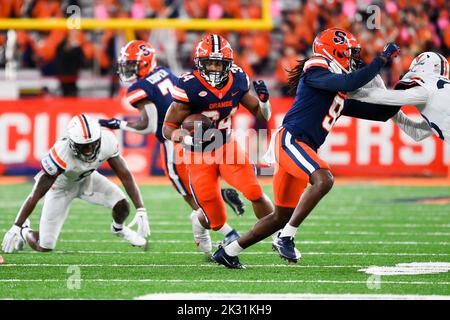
left=126, top=66, right=178, bottom=142
left=283, top=55, right=385, bottom=150
left=171, top=65, right=250, bottom=148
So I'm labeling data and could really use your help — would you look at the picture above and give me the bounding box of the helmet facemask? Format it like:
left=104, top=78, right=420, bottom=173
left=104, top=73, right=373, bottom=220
left=196, top=57, right=233, bottom=88
left=349, top=47, right=364, bottom=71
left=117, top=60, right=140, bottom=83
left=69, top=139, right=101, bottom=163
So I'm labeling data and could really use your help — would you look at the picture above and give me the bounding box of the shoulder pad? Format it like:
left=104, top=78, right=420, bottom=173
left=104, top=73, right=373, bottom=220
left=126, top=82, right=149, bottom=105
left=48, top=141, right=69, bottom=172
left=172, top=76, right=191, bottom=103
left=303, top=57, right=330, bottom=72
left=40, top=155, right=61, bottom=176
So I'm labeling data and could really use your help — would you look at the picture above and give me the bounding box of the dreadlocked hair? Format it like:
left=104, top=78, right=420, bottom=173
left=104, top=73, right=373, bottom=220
left=287, top=58, right=309, bottom=96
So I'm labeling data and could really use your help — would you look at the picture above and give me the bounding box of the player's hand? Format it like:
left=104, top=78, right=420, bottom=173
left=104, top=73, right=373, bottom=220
left=128, top=208, right=151, bottom=238
left=253, top=80, right=269, bottom=102
left=99, top=118, right=122, bottom=130
left=380, top=43, right=400, bottom=62
left=2, top=225, right=23, bottom=253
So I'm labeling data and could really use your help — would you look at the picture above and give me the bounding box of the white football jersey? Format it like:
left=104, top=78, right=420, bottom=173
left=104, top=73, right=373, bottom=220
left=413, top=77, right=450, bottom=142
left=40, top=129, right=120, bottom=189
left=350, top=74, right=450, bottom=143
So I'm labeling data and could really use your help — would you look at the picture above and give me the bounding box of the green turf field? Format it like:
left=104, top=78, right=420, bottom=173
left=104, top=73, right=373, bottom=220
left=0, top=183, right=449, bottom=299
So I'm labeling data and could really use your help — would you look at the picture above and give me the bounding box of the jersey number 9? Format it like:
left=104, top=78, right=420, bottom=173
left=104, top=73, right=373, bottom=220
left=322, top=95, right=345, bottom=132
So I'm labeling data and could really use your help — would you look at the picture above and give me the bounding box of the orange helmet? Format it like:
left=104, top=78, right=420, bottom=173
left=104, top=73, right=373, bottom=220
left=117, top=40, right=157, bottom=82
left=194, top=34, right=234, bottom=87
left=312, top=28, right=361, bottom=73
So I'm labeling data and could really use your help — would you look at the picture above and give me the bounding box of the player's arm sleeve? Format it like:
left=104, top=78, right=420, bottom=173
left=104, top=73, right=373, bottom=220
left=342, top=99, right=401, bottom=122
left=349, top=86, right=428, bottom=107
left=305, top=56, right=385, bottom=92
left=40, top=154, right=63, bottom=177
left=171, top=78, right=190, bottom=104
left=126, top=83, right=149, bottom=106
left=392, top=110, right=434, bottom=142
left=41, top=143, right=68, bottom=176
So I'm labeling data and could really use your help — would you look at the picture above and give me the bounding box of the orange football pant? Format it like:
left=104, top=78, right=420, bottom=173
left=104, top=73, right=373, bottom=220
left=273, top=128, right=330, bottom=208
left=186, top=139, right=263, bottom=230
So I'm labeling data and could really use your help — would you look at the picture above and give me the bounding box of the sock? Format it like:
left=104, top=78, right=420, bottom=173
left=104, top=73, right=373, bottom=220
left=280, top=224, right=298, bottom=238
left=191, top=212, right=206, bottom=231
left=218, top=223, right=233, bottom=236
left=271, top=230, right=281, bottom=242
left=224, top=240, right=243, bottom=257
left=112, top=221, right=123, bottom=232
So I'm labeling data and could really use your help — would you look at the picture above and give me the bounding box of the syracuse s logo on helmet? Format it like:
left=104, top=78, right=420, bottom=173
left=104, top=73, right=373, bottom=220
left=333, top=31, right=347, bottom=44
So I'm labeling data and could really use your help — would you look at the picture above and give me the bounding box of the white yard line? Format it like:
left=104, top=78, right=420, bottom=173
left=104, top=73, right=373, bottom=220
left=134, top=293, right=450, bottom=300
left=0, top=279, right=448, bottom=285
left=56, top=239, right=450, bottom=245
left=1, top=263, right=365, bottom=268
left=14, top=250, right=450, bottom=256
left=2, top=215, right=448, bottom=225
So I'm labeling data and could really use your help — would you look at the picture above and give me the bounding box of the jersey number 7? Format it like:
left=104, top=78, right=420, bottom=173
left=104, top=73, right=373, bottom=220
left=322, top=95, right=345, bottom=132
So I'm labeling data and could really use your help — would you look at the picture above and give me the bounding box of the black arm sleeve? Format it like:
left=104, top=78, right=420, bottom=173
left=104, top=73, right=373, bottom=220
left=342, top=99, right=401, bottom=122
left=305, top=57, right=386, bottom=92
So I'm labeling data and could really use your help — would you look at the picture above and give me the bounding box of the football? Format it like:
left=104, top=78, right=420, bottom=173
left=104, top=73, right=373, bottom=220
left=181, top=114, right=213, bottom=135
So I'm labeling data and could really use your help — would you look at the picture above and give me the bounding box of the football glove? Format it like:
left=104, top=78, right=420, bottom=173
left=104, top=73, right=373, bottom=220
left=380, top=43, right=400, bottom=62
left=2, top=225, right=24, bottom=253
left=253, top=80, right=269, bottom=103
left=127, top=208, right=151, bottom=238
left=99, top=118, right=122, bottom=130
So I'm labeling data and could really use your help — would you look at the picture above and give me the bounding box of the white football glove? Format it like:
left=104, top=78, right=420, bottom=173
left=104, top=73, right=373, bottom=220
left=2, top=225, right=24, bottom=253
left=127, top=208, right=151, bottom=238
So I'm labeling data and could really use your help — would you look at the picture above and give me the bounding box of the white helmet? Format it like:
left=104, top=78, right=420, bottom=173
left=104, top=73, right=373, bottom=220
left=67, top=114, right=102, bottom=163
left=404, top=52, right=449, bottom=80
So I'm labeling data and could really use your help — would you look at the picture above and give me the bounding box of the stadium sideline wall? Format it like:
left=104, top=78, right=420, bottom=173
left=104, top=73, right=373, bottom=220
left=0, top=98, right=448, bottom=177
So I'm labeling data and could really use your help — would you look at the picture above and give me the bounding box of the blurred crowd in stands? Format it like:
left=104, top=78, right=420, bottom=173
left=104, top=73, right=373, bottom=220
left=1, top=0, right=449, bottom=97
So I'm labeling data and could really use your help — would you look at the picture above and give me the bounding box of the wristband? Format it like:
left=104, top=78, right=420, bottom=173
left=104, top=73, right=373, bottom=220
left=259, top=100, right=272, bottom=121
left=119, top=120, right=128, bottom=130
left=183, top=135, right=194, bottom=146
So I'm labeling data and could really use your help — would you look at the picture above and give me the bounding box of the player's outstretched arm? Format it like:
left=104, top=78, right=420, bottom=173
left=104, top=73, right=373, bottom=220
left=108, top=155, right=144, bottom=210
left=392, top=110, right=434, bottom=142
left=99, top=99, right=158, bottom=134
left=15, top=172, right=56, bottom=227
left=162, top=102, right=192, bottom=143
left=108, top=155, right=150, bottom=237
left=2, top=172, right=56, bottom=253
left=240, top=80, right=271, bottom=122
left=349, top=86, right=428, bottom=110
left=306, top=43, right=400, bottom=92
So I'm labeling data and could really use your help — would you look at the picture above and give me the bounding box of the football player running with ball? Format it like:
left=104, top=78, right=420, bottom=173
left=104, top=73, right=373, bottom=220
left=2, top=114, right=150, bottom=253
left=162, top=34, right=275, bottom=256
left=98, top=40, right=246, bottom=255
left=212, top=28, right=400, bottom=268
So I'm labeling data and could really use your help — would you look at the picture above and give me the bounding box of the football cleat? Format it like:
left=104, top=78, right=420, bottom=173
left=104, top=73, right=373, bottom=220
left=212, top=245, right=245, bottom=269
left=222, top=229, right=240, bottom=247
left=190, top=211, right=212, bottom=254
left=221, top=188, right=245, bottom=216
left=111, top=224, right=146, bottom=247
left=272, top=236, right=302, bottom=264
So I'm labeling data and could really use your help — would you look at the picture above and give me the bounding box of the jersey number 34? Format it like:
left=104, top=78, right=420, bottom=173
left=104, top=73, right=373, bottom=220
left=322, top=95, right=344, bottom=132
